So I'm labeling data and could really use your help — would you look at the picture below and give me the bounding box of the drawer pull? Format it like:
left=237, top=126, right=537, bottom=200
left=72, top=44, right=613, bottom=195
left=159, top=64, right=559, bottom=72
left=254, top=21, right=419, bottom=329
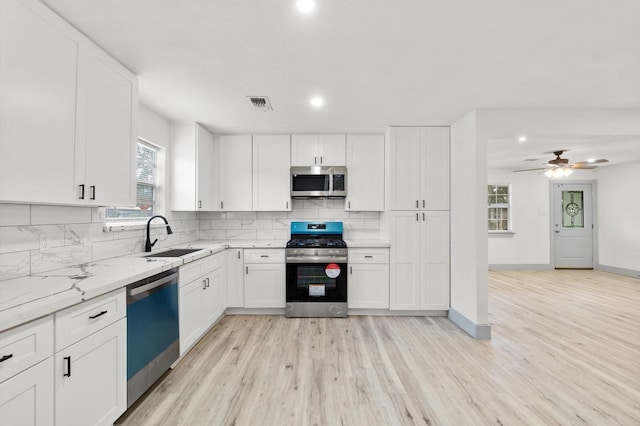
left=64, top=356, right=71, bottom=377
left=364, top=255, right=373, bottom=258
left=260, top=255, right=269, bottom=258
left=89, top=310, right=108, bottom=320
left=0, top=354, right=13, bottom=363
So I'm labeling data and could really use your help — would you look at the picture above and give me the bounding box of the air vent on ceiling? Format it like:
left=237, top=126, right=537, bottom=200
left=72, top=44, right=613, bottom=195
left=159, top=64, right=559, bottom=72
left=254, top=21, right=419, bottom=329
left=247, top=96, right=273, bottom=111
left=524, top=158, right=539, bottom=162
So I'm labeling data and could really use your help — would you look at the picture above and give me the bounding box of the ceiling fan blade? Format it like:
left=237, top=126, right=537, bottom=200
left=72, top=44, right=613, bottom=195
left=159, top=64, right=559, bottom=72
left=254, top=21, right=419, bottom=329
left=513, top=167, right=550, bottom=172
left=573, top=159, right=609, bottom=166
left=570, top=164, right=597, bottom=169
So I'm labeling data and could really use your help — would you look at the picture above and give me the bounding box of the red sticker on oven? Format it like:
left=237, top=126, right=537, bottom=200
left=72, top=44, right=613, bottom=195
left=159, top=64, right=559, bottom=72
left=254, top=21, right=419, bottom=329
left=325, top=263, right=341, bottom=278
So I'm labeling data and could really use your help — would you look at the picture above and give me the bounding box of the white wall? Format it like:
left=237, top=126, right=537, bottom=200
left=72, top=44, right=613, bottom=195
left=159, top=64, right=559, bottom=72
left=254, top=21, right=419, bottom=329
left=596, top=161, right=640, bottom=273
left=450, top=110, right=489, bottom=329
left=487, top=169, right=596, bottom=267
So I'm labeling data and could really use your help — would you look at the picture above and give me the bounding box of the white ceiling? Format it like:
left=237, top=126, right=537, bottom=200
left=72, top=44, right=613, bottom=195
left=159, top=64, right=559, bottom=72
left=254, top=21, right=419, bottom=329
left=42, top=0, right=640, bottom=169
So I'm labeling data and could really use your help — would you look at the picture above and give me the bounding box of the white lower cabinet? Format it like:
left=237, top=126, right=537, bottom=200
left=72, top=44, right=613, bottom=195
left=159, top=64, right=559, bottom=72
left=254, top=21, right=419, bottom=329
left=389, top=211, right=450, bottom=311
left=179, top=252, right=226, bottom=355
left=226, top=249, right=245, bottom=307
left=0, top=315, right=55, bottom=426
left=55, top=318, right=126, bottom=426
left=0, top=357, right=54, bottom=426
left=244, top=249, right=285, bottom=308
left=348, top=248, right=390, bottom=309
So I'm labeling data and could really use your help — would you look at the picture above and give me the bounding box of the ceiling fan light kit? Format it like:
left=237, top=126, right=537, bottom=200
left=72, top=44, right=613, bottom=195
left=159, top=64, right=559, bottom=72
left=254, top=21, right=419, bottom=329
left=544, top=168, right=573, bottom=178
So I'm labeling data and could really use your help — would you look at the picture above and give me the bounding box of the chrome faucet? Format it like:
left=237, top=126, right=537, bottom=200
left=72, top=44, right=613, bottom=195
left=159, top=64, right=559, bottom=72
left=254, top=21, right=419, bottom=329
left=145, top=215, right=173, bottom=252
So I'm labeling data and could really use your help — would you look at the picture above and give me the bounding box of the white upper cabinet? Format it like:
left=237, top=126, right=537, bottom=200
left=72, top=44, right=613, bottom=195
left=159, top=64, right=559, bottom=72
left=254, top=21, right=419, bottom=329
left=345, top=134, right=385, bottom=211
left=291, top=134, right=346, bottom=166
left=219, top=135, right=252, bottom=211
left=252, top=135, right=291, bottom=211
left=0, top=0, right=80, bottom=204
left=170, top=123, right=216, bottom=211
left=0, top=0, right=137, bottom=206
left=388, top=127, right=449, bottom=211
left=79, top=46, right=137, bottom=207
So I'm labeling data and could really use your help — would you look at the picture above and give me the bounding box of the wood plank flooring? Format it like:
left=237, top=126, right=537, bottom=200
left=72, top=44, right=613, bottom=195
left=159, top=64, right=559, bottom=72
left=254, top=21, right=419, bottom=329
left=116, top=270, right=640, bottom=425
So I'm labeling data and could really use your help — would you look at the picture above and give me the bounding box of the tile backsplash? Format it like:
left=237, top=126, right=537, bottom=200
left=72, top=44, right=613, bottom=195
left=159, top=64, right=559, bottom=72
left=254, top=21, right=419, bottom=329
left=0, top=199, right=381, bottom=282
left=0, top=203, right=198, bottom=282
left=199, top=199, right=381, bottom=241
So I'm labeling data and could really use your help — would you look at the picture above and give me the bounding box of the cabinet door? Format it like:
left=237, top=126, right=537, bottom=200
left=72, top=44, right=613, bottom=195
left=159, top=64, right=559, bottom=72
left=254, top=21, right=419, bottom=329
left=388, top=127, right=421, bottom=210
left=348, top=263, right=389, bottom=309
left=420, top=211, right=450, bottom=310
left=170, top=123, right=197, bottom=210
left=80, top=48, right=137, bottom=207
left=202, top=267, right=225, bottom=327
left=0, top=0, right=79, bottom=204
left=318, top=134, right=346, bottom=166
left=291, top=134, right=319, bottom=166
left=226, top=249, right=244, bottom=308
left=179, top=278, right=205, bottom=355
left=420, top=127, right=450, bottom=210
left=244, top=264, right=285, bottom=308
left=0, top=357, right=54, bottom=426
left=197, top=125, right=215, bottom=210
left=345, top=135, right=384, bottom=211
left=389, top=211, right=421, bottom=310
left=55, top=318, right=126, bottom=426
left=219, top=135, right=252, bottom=211
left=252, top=135, right=291, bottom=211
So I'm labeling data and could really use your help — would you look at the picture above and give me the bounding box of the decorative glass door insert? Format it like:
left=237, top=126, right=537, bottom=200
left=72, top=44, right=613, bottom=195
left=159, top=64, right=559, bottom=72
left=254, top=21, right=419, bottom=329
left=562, top=190, right=584, bottom=228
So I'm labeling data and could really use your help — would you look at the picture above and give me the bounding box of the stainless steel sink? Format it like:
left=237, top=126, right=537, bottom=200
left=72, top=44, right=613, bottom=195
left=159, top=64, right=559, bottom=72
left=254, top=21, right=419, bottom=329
left=144, top=248, right=202, bottom=258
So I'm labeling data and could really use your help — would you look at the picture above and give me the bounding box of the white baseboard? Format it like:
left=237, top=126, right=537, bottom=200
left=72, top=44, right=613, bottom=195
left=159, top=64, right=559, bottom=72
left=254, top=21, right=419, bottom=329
left=489, top=264, right=552, bottom=270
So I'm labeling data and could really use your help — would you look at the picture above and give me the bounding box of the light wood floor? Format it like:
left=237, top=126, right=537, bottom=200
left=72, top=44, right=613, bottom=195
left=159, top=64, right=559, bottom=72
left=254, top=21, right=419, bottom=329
left=116, top=270, right=640, bottom=425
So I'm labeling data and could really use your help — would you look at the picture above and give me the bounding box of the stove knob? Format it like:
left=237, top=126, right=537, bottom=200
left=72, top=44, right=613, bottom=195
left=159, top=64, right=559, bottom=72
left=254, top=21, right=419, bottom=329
left=314, top=249, right=319, bottom=256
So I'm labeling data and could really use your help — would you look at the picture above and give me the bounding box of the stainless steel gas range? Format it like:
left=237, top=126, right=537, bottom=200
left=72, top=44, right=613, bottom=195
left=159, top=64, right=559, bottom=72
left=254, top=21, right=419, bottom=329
left=285, top=222, right=347, bottom=318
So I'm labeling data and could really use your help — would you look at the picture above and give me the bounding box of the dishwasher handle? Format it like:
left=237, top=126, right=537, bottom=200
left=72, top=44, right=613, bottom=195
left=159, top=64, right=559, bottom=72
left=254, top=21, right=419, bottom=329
left=128, top=272, right=178, bottom=297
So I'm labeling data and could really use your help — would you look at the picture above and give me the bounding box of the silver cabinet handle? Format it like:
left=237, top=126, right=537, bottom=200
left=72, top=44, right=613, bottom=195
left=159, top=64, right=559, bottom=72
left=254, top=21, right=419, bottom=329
left=78, top=184, right=85, bottom=200
left=260, top=255, right=269, bottom=258
left=237, top=251, right=241, bottom=259
left=423, top=200, right=425, bottom=208
left=286, top=201, right=289, bottom=209
left=202, top=279, right=207, bottom=289
left=89, top=185, right=96, bottom=200
left=314, top=156, right=317, bottom=164
left=221, top=201, right=224, bottom=209
left=63, top=356, right=71, bottom=377
left=416, top=213, right=419, bottom=221
left=423, top=213, right=425, bottom=221
left=364, top=255, right=373, bottom=259
left=320, top=156, right=323, bottom=164
left=348, top=201, right=351, bottom=209
left=198, top=200, right=202, bottom=208
left=350, top=266, right=352, bottom=274
left=416, top=200, right=419, bottom=208
left=246, top=266, right=249, bottom=274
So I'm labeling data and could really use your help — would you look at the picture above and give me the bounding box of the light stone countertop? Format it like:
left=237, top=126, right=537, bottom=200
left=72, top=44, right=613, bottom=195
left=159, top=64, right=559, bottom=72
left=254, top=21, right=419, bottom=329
left=0, top=239, right=389, bottom=333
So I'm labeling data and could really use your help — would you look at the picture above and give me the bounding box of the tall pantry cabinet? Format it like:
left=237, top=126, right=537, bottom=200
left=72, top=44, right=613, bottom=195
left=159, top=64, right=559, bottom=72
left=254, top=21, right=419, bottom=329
left=385, top=127, right=450, bottom=311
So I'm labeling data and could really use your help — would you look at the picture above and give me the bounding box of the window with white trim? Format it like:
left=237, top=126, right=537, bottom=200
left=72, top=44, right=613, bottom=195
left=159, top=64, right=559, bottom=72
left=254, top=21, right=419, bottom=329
left=488, top=184, right=511, bottom=231
left=107, top=140, right=160, bottom=221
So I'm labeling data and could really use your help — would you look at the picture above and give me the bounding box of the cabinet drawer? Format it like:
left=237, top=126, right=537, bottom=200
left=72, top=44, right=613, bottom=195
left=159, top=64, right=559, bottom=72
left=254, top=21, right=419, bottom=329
left=55, top=289, right=126, bottom=351
left=179, top=253, right=223, bottom=285
left=0, top=316, right=54, bottom=383
left=244, top=249, right=285, bottom=264
left=348, top=248, right=389, bottom=264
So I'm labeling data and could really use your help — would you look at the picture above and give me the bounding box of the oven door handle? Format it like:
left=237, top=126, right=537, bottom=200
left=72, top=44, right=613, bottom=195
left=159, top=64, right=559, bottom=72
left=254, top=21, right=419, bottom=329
left=285, top=257, right=348, bottom=263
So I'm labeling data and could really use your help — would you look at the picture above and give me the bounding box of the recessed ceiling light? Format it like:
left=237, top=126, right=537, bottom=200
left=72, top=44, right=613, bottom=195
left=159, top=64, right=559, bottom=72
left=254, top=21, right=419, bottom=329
left=587, top=158, right=596, bottom=163
left=310, top=96, right=324, bottom=108
left=296, top=0, right=315, bottom=13
left=518, top=136, right=527, bottom=142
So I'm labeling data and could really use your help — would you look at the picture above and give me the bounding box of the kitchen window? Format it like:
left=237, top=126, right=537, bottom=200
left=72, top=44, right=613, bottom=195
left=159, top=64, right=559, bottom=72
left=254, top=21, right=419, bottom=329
left=106, top=140, right=162, bottom=224
left=488, top=184, right=511, bottom=233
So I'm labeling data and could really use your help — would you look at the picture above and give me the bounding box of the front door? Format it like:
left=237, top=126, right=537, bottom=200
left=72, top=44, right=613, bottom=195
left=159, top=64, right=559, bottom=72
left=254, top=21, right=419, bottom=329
left=553, top=183, right=594, bottom=268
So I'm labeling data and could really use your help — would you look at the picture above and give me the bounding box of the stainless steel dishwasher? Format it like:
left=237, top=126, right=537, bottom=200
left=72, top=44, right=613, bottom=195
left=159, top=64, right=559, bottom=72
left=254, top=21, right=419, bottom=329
left=126, top=268, right=179, bottom=407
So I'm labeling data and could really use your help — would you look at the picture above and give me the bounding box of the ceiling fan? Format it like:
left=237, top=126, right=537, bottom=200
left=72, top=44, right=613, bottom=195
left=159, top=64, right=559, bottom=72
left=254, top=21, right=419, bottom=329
left=513, top=150, right=609, bottom=177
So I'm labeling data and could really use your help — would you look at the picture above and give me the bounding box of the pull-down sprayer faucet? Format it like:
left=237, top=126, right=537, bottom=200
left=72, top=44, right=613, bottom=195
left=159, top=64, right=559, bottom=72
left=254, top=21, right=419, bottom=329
left=145, top=215, right=173, bottom=252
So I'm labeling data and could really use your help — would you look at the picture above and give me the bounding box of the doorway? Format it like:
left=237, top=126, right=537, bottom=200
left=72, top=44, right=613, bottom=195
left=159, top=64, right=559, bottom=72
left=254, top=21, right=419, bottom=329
left=552, top=182, right=595, bottom=269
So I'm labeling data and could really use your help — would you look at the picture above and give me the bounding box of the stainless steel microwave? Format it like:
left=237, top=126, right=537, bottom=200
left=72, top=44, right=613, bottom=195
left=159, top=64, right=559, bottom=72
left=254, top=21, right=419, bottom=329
left=290, top=166, right=347, bottom=198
